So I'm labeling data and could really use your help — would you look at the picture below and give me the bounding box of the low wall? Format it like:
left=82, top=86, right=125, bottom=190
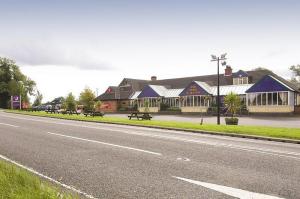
left=181, top=107, right=208, bottom=113
left=138, top=107, right=160, bottom=113
left=248, top=105, right=294, bottom=113
left=294, top=106, right=300, bottom=114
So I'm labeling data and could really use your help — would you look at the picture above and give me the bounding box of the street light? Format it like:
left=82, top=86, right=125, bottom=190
left=211, top=53, right=227, bottom=125
left=18, top=81, right=23, bottom=110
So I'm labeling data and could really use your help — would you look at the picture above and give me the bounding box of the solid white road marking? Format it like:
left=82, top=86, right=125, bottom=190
left=46, top=132, right=162, bottom=156
left=0, top=154, right=98, bottom=199
left=1, top=114, right=300, bottom=160
left=0, top=122, right=19, bottom=128
left=173, top=176, right=285, bottom=199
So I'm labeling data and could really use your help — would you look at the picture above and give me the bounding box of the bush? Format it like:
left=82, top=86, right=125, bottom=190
left=118, top=107, right=128, bottom=111
left=160, top=103, right=169, bottom=111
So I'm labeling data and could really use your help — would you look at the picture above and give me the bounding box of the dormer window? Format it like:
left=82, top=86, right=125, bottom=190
left=232, top=70, right=249, bottom=85
left=233, top=76, right=248, bottom=85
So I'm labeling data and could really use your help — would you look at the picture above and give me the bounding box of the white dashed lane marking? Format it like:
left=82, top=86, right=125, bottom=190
left=0, top=122, right=19, bottom=128
left=46, top=131, right=162, bottom=156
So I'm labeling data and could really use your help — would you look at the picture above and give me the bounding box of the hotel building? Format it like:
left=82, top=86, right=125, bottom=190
left=97, top=67, right=300, bottom=114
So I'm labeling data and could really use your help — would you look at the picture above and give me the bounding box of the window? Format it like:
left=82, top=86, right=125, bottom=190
left=233, top=78, right=238, bottom=85
left=175, top=98, right=179, bottom=107
left=273, top=92, right=278, bottom=105
left=267, top=93, right=272, bottom=105
left=187, top=96, right=192, bottom=106
left=200, top=96, right=204, bottom=106
left=181, top=97, right=186, bottom=107
left=239, top=78, right=243, bottom=84
left=257, top=93, right=262, bottom=106
left=194, top=96, right=201, bottom=107
left=233, top=77, right=248, bottom=85
left=248, top=92, right=289, bottom=106
left=278, top=92, right=288, bottom=105
left=262, top=93, right=266, bottom=105
left=248, top=93, right=256, bottom=106
left=205, top=97, right=210, bottom=106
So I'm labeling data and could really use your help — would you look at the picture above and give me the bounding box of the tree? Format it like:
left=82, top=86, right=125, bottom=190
left=224, top=92, right=241, bottom=117
left=32, top=90, right=43, bottom=106
left=65, top=92, right=77, bottom=111
left=0, top=57, right=36, bottom=108
left=94, top=101, right=102, bottom=111
left=290, top=64, right=300, bottom=84
left=253, top=67, right=273, bottom=73
left=79, top=87, right=96, bottom=111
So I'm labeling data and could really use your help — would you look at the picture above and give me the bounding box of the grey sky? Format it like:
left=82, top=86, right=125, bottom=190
left=0, top=0, right=299, bottom=101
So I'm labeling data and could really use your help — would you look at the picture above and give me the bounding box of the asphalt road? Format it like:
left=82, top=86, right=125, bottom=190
left=0, top=112, right=300, bottom=199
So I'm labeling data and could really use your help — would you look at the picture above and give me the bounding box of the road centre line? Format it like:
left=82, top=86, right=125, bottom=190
left=0, top=122, right=19, bottom=128
left=46, top=131, right=162, bottom=156
left=1, top=114, right=300, bottom=159
left=173, top=176, right=285, bottom=199
left=0, top=154, right=98, bottom=199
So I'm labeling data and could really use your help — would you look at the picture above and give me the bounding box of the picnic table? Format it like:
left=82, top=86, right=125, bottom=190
left=84, top=111, right=104, bottom=117
left=128, top=112, right=152, bottom=120
left=45, top=109, right=57, bottom=114
left=60, top=110, right=81, bottom=115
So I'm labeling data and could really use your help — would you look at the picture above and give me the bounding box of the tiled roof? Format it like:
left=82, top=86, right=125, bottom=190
left=194, top=81, right=212, bottom=94
left=211, top=84, right=254, bottom=96
left=97, top=69, right=300, bottom=100
left=149, top=85, right=168, bottom=96
left=129, top=91, right=141, bottom=100
left=164, top=89, right=183, bottom=98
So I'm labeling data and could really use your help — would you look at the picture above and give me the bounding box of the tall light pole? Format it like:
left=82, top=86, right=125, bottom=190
left=18, top=81, right=23, bottom=110
left=211, top=53, right=227, bottom=125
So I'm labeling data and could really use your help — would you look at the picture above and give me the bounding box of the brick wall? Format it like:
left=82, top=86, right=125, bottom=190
left=100, top=100, right=118, bottom=112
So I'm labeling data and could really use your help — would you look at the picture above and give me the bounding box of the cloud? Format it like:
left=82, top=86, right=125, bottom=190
left=0, top=38, right=114, bottom=71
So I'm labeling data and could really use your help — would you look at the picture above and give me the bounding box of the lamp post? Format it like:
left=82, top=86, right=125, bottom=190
left=211, top=53, right=227, bottom=125
left=18, top=81, right=23, bottom=110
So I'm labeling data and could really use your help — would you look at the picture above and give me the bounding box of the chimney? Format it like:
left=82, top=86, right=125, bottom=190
left=151, top=76, right=157, bottom=81
left=224, top=66, right=232, bottom=76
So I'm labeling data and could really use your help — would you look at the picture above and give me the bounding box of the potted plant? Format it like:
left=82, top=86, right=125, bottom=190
left=224, top=92, right=241, bottom=125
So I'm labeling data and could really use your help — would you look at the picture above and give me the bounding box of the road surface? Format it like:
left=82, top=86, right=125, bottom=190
left=0, top=111, right=299, bottom=198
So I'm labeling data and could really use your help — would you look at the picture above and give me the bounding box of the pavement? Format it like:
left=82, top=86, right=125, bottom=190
left=107, top=113, right=300, bottom=128
left=0, top=111, right=300, bottom=198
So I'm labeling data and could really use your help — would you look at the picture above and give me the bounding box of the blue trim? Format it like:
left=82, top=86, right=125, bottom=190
left=246, top=75, right=292, bottom=93
left=179, top=81, right=210, bottom=96
left=137, top=85, right=160, bottom=98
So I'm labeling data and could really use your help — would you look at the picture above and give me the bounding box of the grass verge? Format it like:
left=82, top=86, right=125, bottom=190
left=0, top=159, right=77, bottom=199
left=5, top=109, right=300, bottom=141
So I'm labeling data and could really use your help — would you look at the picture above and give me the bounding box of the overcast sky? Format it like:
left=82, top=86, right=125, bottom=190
left=1, top=0, right=300, bottom=102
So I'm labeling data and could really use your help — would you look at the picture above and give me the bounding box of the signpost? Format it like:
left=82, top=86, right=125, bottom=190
left=11, top=95, right=22, bottom=110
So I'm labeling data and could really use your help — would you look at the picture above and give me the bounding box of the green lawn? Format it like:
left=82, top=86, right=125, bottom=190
left=0, top=159, right=77, bottom=199
left=5, top=110, right=300, bottom=140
